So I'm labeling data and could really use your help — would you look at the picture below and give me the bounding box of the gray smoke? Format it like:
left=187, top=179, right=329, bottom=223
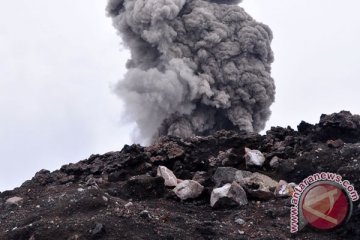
left=107, top=0, right=275, bottom=143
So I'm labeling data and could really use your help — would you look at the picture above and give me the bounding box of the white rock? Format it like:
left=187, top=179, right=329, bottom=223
left=244, top=147, right=265, bottom=166
left=157, top=166, right=178, bottom=187
left=239, top=172, right=278, bottom=191
left=211, top=184, right=231, bottom=205
left=210, top=182, right=248, bottom=208
left=124, top=202, right=133, bottom=208
left=102, top=196, right=109, bottom=202
left=235, top=218, right=245, bottom=225
left=238, top=172, right=278, bottom=200
left=5, top=196, right=23, bottom=206
left=275, top=180, right=296, bottom=197
left=173, top=180, right=204, bottom=200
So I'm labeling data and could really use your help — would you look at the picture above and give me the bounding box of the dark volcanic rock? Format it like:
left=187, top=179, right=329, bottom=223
left=1, top=111, right=360, bottom=240
left=326, top=139, right=345, bottom=148
left=119, top=175, right=165, bottom=200
left=108, top=170, right=128, bottom=182
left=317, top=111, right=360, bottom=142
left=212, top=167, right=251, bottom=187
left=91, top=223, right=106, bottom=238
left=299, top=111, right=360, bottom=143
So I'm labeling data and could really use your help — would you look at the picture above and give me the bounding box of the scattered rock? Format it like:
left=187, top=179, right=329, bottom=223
left=269, top=156, right=280, bottom=168
left=124, top=202, right=133, bottom=208
left=244, top=148, right=265, bottom=166
left=208, top=148, right=240, bottom=166
left=210, top=182, right=248, bottom=208
left=212, top=167, right=251, bottom=187
left=102, top=196, right=108, bottom=202
left=235, top=217, right=245, bottom=225
left=58, top=174, right=75, bottom=184
left=149, top=155, right=166, bottom=163
left=139, top=210, right=151, bottom=219
left=173, top=180, right=204, bottom=200
left=32, top=169, right=52, bottom=185
left=91, top=223, right=105, bottom=237
left=274, top=180, right=295, bottom=198
left=5, top=196, right=23, bottom=206
left=238, top=172, right=278, bottom=200
left=208, top=156, right=220, bottom=167
left=192, top=171, right=208, bottom=185
left=68, top=235, right=81, bottom=240
left=316, top=111, right=360, bottom=143
left=120, top=175, right=165, bottom=200
left=219, top=149, right=233, bottom=165
left=327, top=139, right=345, bottom=148
left=108, top=170, right=128, bottom=182
left=157, top=166, right=178, bottom=187
left=166, top=142, right=185, bottom=159
left=86, top=177, right=100, bottom=187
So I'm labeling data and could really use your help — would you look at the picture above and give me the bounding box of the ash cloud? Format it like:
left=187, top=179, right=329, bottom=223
left=107, top=0, right=275, bottom=143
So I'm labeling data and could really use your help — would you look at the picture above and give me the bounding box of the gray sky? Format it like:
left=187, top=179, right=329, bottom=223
left=1, top=0, right=359, bottom=191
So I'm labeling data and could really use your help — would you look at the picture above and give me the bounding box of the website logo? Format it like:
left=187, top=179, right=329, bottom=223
left=290, top=172, right=359, bottom=233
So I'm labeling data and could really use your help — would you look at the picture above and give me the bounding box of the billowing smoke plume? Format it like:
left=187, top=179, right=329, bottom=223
left=107, top=0, right=275, bottom=143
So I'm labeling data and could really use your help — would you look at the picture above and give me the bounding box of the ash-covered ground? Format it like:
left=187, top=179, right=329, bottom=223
left=1, top=111, right=360, bottom=240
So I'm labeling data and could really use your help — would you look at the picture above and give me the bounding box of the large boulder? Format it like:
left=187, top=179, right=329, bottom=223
left=173, top=180, right=204, bottom=200
left=244, top=148, right=265, bottom=166
left=212, top=167, right=251, bottom=187
left=237, top=172, right=278, bottom=200
left=157, top=166, right=178, bottom=187
left=120, top=175, right=165, bottom=200
left=210, top=182, right=248, bottom=208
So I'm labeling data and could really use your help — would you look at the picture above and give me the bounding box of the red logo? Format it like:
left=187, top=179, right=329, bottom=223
left=300, top=181, right=352, bottom=230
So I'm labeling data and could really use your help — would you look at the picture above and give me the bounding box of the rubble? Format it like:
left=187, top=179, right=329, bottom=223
left=244, top=148, right=265, bottom=166
left=5, top=196, right=23, bottom=206
left=210, top=182, right=248, bottom=208
left=139, top=210, right=151, bottom=219
left=119, top=175, right=165, bottom=200
left=91, top=223, right=106, bottom=237
left=238, top=172, right=278, bottom=200
left=212, top=167, right=251, bottom=187
left=0, top=111, right=360, bottom=239
left=108, top=170, right=127, bottom=182
left=326, top=139, right=345, bottom=148
left=157, top=166, right=178, bottom=187
left=173, top=180, right=204, bottom=200
left=269, top=156, right=280, bottom=168
left=192, top=171, right=208, bottom=185
left=274, top=180, right=296, bottom=198
left=234, top=218, right=246, bottom=225
left=124, top=202, right=133, bottom=208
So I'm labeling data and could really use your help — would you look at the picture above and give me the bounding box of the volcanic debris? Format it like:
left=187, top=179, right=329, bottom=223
left=0, top=111, right=360, bottom=239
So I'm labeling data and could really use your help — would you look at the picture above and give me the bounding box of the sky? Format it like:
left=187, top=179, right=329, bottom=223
left=0, top=0, right=359, bottom=191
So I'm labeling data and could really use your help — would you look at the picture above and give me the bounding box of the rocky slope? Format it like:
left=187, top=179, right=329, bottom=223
left=1, top=111, right=360, bottom=240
